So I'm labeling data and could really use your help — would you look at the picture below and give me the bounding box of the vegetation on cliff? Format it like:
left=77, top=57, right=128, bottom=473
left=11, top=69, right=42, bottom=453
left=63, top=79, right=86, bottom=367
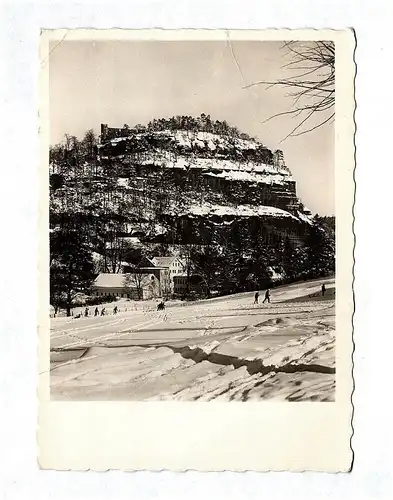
left=49, top=117, right=335, bottom=313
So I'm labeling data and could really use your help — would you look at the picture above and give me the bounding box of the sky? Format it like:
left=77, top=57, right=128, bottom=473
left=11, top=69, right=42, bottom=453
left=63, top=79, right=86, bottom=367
left=49, top=40, right=334, bottom=215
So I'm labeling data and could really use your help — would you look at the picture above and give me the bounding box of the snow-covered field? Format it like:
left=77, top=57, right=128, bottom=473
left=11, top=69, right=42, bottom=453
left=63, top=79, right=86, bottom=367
left=50, top=278, right=335, bottom=401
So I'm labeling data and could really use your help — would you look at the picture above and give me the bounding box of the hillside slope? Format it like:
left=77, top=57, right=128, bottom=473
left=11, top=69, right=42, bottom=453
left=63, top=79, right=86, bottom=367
left=50, top=118, right=334, bottom=299
left=50, top=124, right=313, bottom=245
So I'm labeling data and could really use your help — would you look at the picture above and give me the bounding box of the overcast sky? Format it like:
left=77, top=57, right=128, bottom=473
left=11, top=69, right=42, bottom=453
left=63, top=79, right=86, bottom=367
left=49, top=40, right=334, bottom=215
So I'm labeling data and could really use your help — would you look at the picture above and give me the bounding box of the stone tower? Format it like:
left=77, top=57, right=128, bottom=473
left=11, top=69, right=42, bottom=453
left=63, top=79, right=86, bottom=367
left=273, top=149, right=286, bottom=169
left=100, top=124, right=109, bottom=142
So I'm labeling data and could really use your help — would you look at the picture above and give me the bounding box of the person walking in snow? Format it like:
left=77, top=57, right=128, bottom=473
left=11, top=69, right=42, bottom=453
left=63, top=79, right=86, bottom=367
left=84, top=307, right=89, bottom=317
left=94, top=307, right=99, bottom=317
left=263, top=289, right=271, bottom=304
left=321, top=284, right=326, bottom=297
left=101, top=307, right=106, bottom=316
left=156, top=301, right=167, bottom=320
left=113, top=305, right=118, bottom=315
left=254, top=291, right=259, bottom=305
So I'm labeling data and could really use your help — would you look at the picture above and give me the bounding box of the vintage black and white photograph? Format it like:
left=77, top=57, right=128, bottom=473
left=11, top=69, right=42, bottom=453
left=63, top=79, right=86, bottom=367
left=48, top=34, right=337, bottom=402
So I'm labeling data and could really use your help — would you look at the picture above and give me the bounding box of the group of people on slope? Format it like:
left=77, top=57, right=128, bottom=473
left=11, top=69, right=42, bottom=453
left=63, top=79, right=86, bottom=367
left=74, top=304, right=121, bottom=319
left=73, top=300, right=167, bottom=319
left=254, top=289, right=270, bottom=305
left=254, top=283, right=328, bottom=305
left=68, top=283, right=329, bottom=320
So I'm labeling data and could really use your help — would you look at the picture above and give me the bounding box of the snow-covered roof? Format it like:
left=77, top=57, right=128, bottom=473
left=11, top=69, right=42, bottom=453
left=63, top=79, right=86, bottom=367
left=151, top=256, right=178, bottom=267
left=93, top=273, right=127, bottom=288
left=94, top=273, right=157, bottom=288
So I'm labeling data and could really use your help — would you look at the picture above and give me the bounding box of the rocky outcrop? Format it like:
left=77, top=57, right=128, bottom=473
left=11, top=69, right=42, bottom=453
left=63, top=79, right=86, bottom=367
left=50, top=120, right=314, bottom=252
left=97, top=126, right=313, bottom=244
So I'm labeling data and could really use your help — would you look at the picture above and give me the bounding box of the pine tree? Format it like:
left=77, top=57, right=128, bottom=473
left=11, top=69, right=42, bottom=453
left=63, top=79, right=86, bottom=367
left=50, top=222, right=95, bottom=316
left=291, top=246, right=308, bottom=279
left=222, top=224, right=242, bottom=292
left=304, top=219, right=335, bottom=278
left=191, top=244, right=223, bottom=298
left=249, top=237, right=273, bottom=289
left=82, top=129, right=98, bottom=162
left=281, top=236, right=295, bottom=280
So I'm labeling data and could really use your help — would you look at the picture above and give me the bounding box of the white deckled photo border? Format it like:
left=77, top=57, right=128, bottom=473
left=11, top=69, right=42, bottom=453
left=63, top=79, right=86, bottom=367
left=37, top=28, right=355, bottom=472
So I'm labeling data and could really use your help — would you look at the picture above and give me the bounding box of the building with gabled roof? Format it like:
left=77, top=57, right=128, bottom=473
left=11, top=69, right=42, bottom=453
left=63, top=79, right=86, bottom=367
left=150, top=256, right=176, bottom=267
left=92, top=272, right=160, bottom=300
left=150, top=256, right=186, bottom=292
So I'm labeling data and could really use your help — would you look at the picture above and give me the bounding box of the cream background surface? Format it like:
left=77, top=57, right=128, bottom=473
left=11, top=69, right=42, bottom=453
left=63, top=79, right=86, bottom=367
left=2, top=0, right=392, bottom=498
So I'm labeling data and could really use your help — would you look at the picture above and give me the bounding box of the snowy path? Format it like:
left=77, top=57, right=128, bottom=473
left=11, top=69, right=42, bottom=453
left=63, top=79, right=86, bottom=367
left=50, top=278, right=335, bottom=401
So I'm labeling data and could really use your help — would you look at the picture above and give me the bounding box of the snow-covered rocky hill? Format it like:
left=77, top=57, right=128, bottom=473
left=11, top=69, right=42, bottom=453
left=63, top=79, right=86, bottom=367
left=50, top=118, right=319, bottom=280
left=89, top=124, right=313, bottom=243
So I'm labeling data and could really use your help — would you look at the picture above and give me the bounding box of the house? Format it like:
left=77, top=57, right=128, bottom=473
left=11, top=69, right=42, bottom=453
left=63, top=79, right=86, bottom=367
left=118, top=255, right=186, bottom=297
left=92, top=273, right=160, bottom=300
left=121, top=262, right=170, bottom=297
left=173, top=274, right=208, bottom=297
left=150, top=256, right=186, bottom=292
left=173, top=275, right=188, bottom=295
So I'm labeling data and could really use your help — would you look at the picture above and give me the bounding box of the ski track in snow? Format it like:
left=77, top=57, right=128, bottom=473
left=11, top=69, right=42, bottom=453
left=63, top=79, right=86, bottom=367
left=50, top=278, right=336, bottom=401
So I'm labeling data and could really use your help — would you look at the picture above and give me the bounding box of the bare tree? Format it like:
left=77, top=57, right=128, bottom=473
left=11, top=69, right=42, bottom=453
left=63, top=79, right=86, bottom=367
left=104, top=233, right=131, bottom=274
left=180, top=245, right=198, bottom=296
left=123, top=272, right=145, bottom=300
left=245, top=41, right=335, bottom=140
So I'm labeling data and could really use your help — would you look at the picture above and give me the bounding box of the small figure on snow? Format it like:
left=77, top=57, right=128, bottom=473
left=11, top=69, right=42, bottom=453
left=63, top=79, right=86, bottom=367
left=263, top=289, right=271, bottom=304
left=254, top=291, right=259, bottom=304
left=113, top=305, right=118, bottom=315
left=100, top=307, right=106, bottom=316
left=158, top=301, right=167, bottom=321
left=321, top=284, right=326, bottom=297
left=94, top=307, right=99, bottom=317
left=84, top=307, right=89, bottom=317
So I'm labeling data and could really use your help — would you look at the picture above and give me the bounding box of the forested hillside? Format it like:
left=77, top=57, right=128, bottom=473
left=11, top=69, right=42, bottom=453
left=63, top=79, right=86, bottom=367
left=50, top=115, right=335, bottom=313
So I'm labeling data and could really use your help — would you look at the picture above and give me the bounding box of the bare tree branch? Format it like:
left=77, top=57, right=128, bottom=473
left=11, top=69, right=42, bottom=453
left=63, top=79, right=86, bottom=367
left=280, top=113, right=334, bottom=142
left=245, top=41, right=335, bottom=140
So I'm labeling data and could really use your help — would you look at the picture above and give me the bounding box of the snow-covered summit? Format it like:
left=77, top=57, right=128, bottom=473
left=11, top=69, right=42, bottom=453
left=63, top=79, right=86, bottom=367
left=50, top=118, right=314, bottom=249
left=99, top=128, right=295, bottom=193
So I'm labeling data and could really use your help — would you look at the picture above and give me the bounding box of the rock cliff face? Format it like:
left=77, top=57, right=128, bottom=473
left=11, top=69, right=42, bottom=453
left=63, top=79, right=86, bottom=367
left=97, top=125, right=313, bottom=245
